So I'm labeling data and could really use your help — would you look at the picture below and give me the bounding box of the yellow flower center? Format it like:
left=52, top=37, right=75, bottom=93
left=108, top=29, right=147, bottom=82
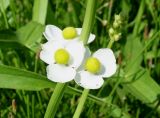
left=54, top=49, right=70, bottom=64
left=62, top=27, right=77, bottom=40
left=85, top=57, right=101, bottom=74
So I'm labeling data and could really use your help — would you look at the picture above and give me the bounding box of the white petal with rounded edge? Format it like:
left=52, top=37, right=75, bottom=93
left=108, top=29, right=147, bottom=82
left=76, top=28, right=82, bottom=36
left=41, top=40, right=64, bottom=52
left=43, top=25, right=62, bottom=41
left=74, top=71, right=104, bottom=89
left=47, top=64, right=76, bottom=83
left=76, top=28, right=95, bottom=44
left=66, top=41, right=85, bottom=69
left=77, top=47, right=91, bottom=71
left=93, top=48, right=117, bottom=77
left=88, top=34, right=95, bottom=44
left=40, top=50, right=54, bottom=64
left=102, top=62, right=117, bottom=77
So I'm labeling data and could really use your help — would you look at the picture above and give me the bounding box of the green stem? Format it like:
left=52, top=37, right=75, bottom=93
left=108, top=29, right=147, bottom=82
left=107, top=38, right=114, bottom=48
left=133, top=0, right=144, bottom=36
left=0, top=0, right=9, bottom=29
left=80, top=0, right=96, bottom=44
left=27, top=95, right=30, bottom=118
left=10, top=0, right=18, bottom=28
left=73, top=89, right=90, bottom=118
left=32, top=0, right=48, bottom=24
left=44, top=83, right=67, bottom=118
left=73, top=0, right=96, bottom=117
left=31, top=95, right=35, bottom=118
left=32, top=0, right=48, bottom=116
left=107, top=0, right=114, bottom=23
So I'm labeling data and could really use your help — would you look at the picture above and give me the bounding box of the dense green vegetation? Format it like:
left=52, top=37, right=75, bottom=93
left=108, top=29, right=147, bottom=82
left=0, top=0, right=160, bottom=117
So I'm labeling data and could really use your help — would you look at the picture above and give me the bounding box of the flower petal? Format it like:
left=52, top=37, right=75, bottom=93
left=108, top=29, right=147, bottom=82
left=40, top=50, right=54, bottom=64
left=77, top=47, right=91, bottom=71
left=93, top=48, right=117, bottom=77
left=66, top=41, right=85, bottom=69
left=41, top=40, right=64, bottom=51
left=74, top=71, right=104, bottom=89
left=76, top=28, right=82, bottom=36
left=43, top=25, right=62, bottom=41
left=88, top=34, right=95, bottom=44
left=47, top=64, right=76, bottom=83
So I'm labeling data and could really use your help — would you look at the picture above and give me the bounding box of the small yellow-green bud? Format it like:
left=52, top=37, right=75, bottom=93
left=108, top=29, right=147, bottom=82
left=109, top=27, right=114, bottom=36
left=62, top=27, right=77, bottom=39
left=54, top=49, right=70, bottom=64
left=114, top=14, right=121, bottom=22
left=85, top=57, right=101, bottom=74
left=113, top=14, right=122, bottom=28
left=114, top=33, right=121, bottom=41
left=113, top=21, right=119, bottom=29
left=102, top=20, right=108, bottom=26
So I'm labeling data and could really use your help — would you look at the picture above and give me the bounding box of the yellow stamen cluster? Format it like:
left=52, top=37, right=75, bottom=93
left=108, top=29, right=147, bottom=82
left=62, top=27, right=77, bottom=40
left=54, top=49, right=70, bottom=64
left=85, top=57, right=101, bottom=74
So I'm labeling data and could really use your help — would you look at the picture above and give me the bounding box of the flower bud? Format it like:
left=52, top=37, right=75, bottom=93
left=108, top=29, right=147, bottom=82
left=114, top=33, right=121, bottom=41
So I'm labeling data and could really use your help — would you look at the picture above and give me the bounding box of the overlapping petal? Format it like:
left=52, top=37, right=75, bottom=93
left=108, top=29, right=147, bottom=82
left=74, top=71, right=104, bottom=89
left=44, top=25, right=95, bottom=45
left=43, top=25, right=62, bottom=41
left=77, top=47, right=91, bottom=71
left=93, top=48, right=117, bottom=77
left=40, top=50, right=54, bottom=64
left=47, top=64, right=76, bottom=83
left=66, top=41, right=86, bottom=69
left=76, top=28, right=95, bottom=44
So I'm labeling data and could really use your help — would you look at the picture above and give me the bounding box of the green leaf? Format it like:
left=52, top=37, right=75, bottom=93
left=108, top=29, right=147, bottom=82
left=123, top=67, right=160, bottom=104
left=0, top=0, right=10, bottom=9
left=123, top=34, right=160, bottom=108
left=124, top=35, right=143, bottom=76
left=0, top=64, right=55, bottom=90
left=0, top=64, right=131, bottom=117
left=0, top=30, right=23, bottom=48
left=0, top=21, right=44, bottom=51
left=0, top=64, right=103, bottom=103
left=16, top=21, right=44, bottom=52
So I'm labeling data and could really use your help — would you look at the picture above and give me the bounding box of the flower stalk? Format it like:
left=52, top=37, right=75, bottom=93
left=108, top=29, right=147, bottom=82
left=73, top=89, right=90, bottom=118
left=44, top=83, right=67, bottom=118
left=80, top=0, right=96, bottom=44
left=73, top=0, right=96, bottom=117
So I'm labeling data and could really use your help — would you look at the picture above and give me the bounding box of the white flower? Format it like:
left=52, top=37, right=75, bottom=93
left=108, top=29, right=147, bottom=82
left=74, top=48, right=117, bottom=89
left=43, top=25, right=95, bottom=45
left=40, top=40, right=86, bottom=83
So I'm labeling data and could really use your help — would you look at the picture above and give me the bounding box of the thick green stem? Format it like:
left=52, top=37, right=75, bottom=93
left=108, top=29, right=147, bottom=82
left=44, top=83, right=67, bottom=118
left=32, top=0, right=48, bottom=24
left=32, top=0, right=48, bottom=117
left=73, top=89, right=90, bottom=118
left=80, top=0, right=96, bottom=44
left=73, top=0, right=96, bottom=117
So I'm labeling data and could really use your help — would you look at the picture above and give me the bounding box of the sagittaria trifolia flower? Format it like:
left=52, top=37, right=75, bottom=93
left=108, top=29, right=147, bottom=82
left=41, top=25, right=94, bottom=83
left=43, top=25, right=95, bottom=45
left=75, top=48, right=117, bottom=89
left=40, top=40, right=86, bottom=83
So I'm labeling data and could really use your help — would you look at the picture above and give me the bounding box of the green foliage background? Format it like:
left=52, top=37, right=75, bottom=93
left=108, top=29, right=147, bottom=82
left=0, top=0, right=160, bottom=117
